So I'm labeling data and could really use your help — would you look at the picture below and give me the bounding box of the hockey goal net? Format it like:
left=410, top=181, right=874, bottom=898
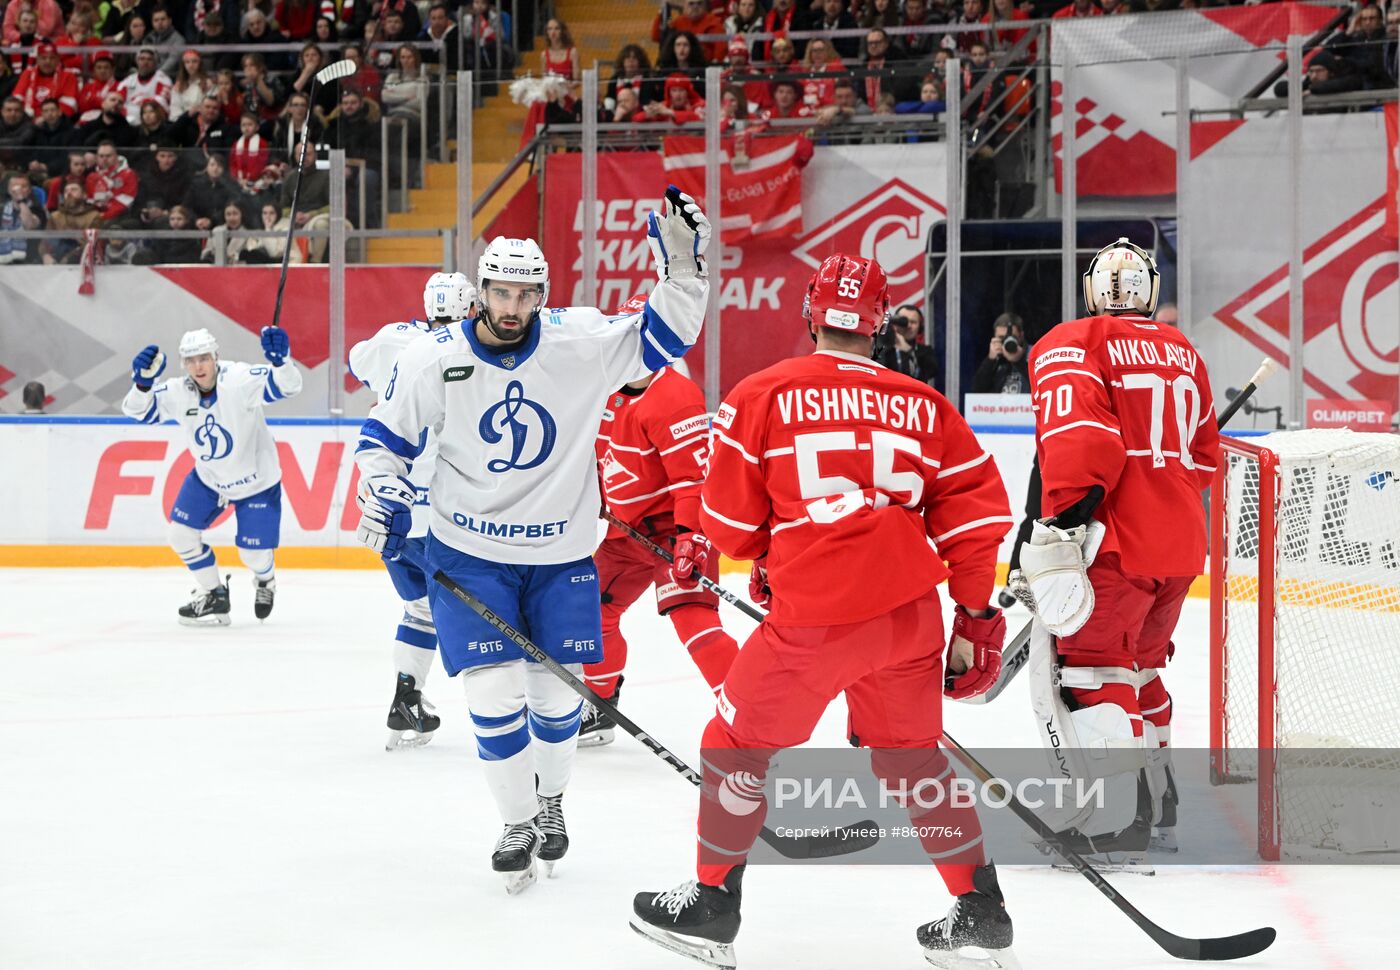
left=1210, top=430, right=1400, bottom=860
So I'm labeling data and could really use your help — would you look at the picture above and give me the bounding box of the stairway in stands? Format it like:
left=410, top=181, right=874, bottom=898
left=366, top=0, right=654, bottom=265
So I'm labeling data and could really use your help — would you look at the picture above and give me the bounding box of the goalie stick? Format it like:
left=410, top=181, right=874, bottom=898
left=943, top=732, right=1277, bottom=961
left=957, top=356, right=1279, bottom=707
left=602, top=511, right=765, bottom=622
left=398, top=546, right=877, bottom=861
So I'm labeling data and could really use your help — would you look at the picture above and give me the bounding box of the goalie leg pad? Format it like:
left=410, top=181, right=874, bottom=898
left=1030, top=622, right=1147, bottom=839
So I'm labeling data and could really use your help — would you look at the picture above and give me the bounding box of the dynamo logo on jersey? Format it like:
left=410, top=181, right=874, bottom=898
left=479, top=380, right=557, bottom=472
left=194, top=413, right=234, bottom=461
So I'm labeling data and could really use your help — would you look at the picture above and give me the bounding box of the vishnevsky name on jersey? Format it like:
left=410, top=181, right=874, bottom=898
left=773, top=386, right=939, bottom=431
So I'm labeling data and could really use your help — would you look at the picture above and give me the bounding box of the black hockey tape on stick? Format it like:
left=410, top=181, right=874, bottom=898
left=395, top=545, right=878, bottom=861
left=943, top=732, right=1276, bottom=961
left=959, top=356, right=1280, bottom=707
left=603, top=512, right=766, bottom=623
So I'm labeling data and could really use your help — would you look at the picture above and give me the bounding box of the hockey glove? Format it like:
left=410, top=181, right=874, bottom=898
left=132, top=344, right=166, bottom=390
left=260, top=326, right=290, bottom=366
left=944, top=605, right=1007, bottom=700
left=356, top=474, right=415, bottom=560
left=646, top=185, right=711, bottom=282
left=1011, top=518, right=1106, bottom=637
left=670, top=530, right=713, bottom=590
left=748, top=556, right=771, bottom=611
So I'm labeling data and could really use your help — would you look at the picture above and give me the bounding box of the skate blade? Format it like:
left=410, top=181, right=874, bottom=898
left=542, top=858, right=560, bottom=878
left=1150, top=829, right=1179, bottom=854
left=629, top=918, right=736, bottom=969
left=500, top=861, right=538, bottom=895
left=577, top=728, right=615, bottom=748
left=385, top=729, right=435, bottom=751
left=178, top=614, right=231, bottom=627
left=923, top=944, right=1021, bottom=970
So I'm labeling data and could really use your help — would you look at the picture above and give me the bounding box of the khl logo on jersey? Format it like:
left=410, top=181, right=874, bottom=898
left=479, top=380, right=556, bottom=472
left=194, top=412, right=234, bottom=461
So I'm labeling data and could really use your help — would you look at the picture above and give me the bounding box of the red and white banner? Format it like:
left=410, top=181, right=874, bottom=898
left=1052, top=2, right=1337, bottom=197
left=1385, top=102, right=1398, bottom=242
left=1306, top=399, right=1395, bottom=431
left=0, top=265, right=432, bottom=415
left=662, top=134, right=807, bottom=243
left=1186, top=111, right=1398, bottom=421
left=517, top=141, right=946, bottom=398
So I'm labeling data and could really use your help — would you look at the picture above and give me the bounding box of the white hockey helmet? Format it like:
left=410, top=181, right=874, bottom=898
left=179, top=328, right=219, bottom=358
left=423, top=271, right=476, bottom=323
left=1082, top=238, right=1160, bottom=317
left=478, top=236, right=550, bottom=307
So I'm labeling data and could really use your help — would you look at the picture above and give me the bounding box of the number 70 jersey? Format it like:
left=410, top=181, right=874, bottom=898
left=1028, top=313, right=1219, bottom=578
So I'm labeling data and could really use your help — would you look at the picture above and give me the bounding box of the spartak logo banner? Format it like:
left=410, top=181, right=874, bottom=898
left=1051, top=4, right=1337, bottom=198
left=663, top=134, right=807, bottom=243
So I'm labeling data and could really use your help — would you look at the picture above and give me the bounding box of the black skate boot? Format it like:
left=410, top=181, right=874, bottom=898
left=579, top=675, right=622, bottom=748
left=385, top=673, right=440, bottom=751
left=630, top=865, right=743, bottom=969
left=917, top=863, right=1019, bottom=970
left=1044, top=773, right=1155, bottom=875
left=178, top=581, right=231, bottom=627
left=1151, top=764, right=1180, bottom=854
left=492, top=820, right=543, bottom=895
left=536, top=793, right=568, bottom=876
left=253, top=577, right=276, bottom=620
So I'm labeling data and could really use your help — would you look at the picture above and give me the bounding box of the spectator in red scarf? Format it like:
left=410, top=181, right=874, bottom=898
left=57, top=11, right=103, bottom=75
left=229, top=112, right=270, bottom=186
left=763, top=79, right=813, bottom=120
left=653, top=0, right=726, bottom=63
left=14, top=43, right=79, bottom=118
left=3, top=0, right=63, bottom=46
left=637, top=73, right=705, bottom=124
left=722, top=40, right=772, bottom=113
left=85, top=138, right=139, bottom=223
left=761, top=0, right=798, bottom=59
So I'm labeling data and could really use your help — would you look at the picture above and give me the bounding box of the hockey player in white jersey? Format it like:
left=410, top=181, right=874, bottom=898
left=354, top=187, right=710, bottom=894
left=348, top=271, right=477, bottom=750
left=122, top=326, right=303, bottom=625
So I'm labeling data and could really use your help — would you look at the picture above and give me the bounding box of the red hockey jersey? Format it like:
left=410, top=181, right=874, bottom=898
left=1029, top=314, right=1219, bottom=578
left=596, top=366, right=711, bottom=533
left=700, top=350, right=1013, bottom=626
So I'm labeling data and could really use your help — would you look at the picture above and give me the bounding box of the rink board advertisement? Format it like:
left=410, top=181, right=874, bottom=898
left=0, top=418, right=1036, bottom=566
left=1185, top=112, right=1399, bottom=421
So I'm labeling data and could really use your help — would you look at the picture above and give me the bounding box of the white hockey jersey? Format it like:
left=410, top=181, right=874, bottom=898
left=355, top=278, right=707, bottom=565
left=348, top=319, right=441, bottom=537
left=122, top=359, right=304, bottom=501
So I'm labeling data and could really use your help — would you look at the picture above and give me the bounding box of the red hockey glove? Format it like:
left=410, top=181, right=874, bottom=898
left=748, top=556, right=771, bottom=611
left=944, top=605, right=1007, bottom=700
left=670, top=530, right=713, bottom=590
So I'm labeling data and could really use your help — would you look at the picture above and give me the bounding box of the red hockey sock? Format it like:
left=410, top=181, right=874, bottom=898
left=670, top=604, right=739, bottom=691
left=587, top=609, right=628, bottom=699
left=1138, top=674, right=1172, bottom=746
left=936, top=863, right=979, bottom=897
left=696, top=716, right=773, bottom=886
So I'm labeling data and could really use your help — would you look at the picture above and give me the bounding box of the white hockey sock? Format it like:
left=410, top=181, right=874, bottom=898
left=393, top=640, right=435, bottom=688
left=191, top=563, right=222, bottom=591
left=238, top=547, right=275, bottom=582
left=464, top=663, right=539, bottom=825
left=526, top=662, right=584, bottom=798
left=169, top=522, right=221, bottom=590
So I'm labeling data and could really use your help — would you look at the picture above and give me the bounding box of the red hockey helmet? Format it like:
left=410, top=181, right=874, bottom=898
left=803, top=253, right=890, bottom=338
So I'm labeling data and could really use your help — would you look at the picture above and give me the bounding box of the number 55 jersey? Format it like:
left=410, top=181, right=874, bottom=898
left=1028, top=313, right=1219, bottom=578
left=700, top=349, right=1015, bottom=626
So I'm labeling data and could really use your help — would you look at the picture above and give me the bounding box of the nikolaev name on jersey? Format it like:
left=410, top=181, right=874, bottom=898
left=775, top=387, right=938, bottom=432
left=1106, top=338, right=1197, bottom=373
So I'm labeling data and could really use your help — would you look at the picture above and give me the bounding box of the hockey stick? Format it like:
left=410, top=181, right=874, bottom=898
left=410, top=555, right=878, bottom=860
left=602, top=511, right=766, bottom=623
left=957, top=356, right=1280, bottom=707
left=270, top=58, right=358, bottom=328
left=942, top=732, right=1276, bottom=961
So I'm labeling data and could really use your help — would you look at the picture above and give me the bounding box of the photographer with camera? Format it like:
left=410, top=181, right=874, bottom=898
left=972, top=311, right=1029, bottom=394
left=875, top=303, right=939, bottom=387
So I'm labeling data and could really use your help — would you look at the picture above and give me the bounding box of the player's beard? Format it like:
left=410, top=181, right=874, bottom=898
left=479, top=307, right=531, bottom=345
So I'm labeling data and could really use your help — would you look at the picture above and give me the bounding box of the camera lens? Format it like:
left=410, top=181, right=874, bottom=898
left=1002, top=334, right=1020, bottom=356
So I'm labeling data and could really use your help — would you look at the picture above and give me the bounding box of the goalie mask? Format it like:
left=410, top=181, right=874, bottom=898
left=423, top=271, right=475, bottom=326
left=477, top=236, right=549, bottom=343
left=1082, top=238, right=1159, bottom=317
left=802, top=253, right=890, bottom=339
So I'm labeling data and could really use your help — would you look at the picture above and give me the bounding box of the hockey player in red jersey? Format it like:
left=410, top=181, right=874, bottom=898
left=630, top=254, right=1019, bottom=970
left=580, top=298, right=740, bottom=746
left=1014, top=238, right=1218, bottom=862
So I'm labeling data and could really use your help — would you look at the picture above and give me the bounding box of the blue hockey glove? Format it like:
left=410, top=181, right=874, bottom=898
left=132, top=344, right=166, bottom=390
left=356, top=474, right=415, bottom=560
left=260, top=326, right=290, bottom=366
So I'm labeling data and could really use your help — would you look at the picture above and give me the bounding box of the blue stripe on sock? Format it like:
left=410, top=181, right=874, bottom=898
left=475, top=723, right=530, bottom=761
left=185, top=548, right=215, bottom=571
left=528, top=702, right=584, bottom=743
left=470, top=706, right=527, bottom=730
left=396, top=624, right=438, bottom=650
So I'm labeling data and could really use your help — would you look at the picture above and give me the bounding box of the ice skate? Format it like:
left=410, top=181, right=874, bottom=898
left=536, top=793, right=568, bottom=876
left=578, top=676, right=621, bottom=747
left=385, top=673, right=440, bottom=750
left=1150, top=764, right=1179, bottom=854
left=631, top=866, right=743, bottom=968
left=253, top=577, right=276, bottom=620
left=492, top=820, right=543, bottom=895
left=178, top=582, right=231, bottom=627
left=917, top=863, right=1019, bottom=970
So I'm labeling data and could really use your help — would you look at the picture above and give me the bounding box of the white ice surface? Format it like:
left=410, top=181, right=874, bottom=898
left=1, top=567, right=1392, bottom=969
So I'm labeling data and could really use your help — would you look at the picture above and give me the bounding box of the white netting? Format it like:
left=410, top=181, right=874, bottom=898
left=1217, top=430, right=1400, bottom=855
